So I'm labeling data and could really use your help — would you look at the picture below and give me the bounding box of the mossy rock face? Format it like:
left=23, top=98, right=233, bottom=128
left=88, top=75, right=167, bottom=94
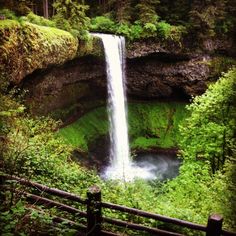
left=78, top=35, right=104, bottom=58
left=0, top=20, right=78, bottom=84
left=58, top=102, right=188, bottom=152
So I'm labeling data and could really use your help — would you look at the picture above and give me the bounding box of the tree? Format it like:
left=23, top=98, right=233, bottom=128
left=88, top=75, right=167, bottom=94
left=189, top=0, right=227, bottom=37
left=135, top=0, right=160, bottom=25
left=43, top=0, right=49, bottom=18
left=157, top=0, right=191, bottom=24
left=53, top=0, right=90, bottom=33
left=115, top=0, right=132, bottom=23
left=180, top=68, right=236, bottom=173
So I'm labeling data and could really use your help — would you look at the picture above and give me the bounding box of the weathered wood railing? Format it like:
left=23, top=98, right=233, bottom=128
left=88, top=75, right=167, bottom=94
left=1, top=175, right=236, bottom=236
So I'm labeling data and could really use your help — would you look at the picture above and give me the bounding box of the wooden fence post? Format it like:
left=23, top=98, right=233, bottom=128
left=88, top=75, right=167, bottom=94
left=87, top=185, right=102, bottom=236
left=206, top=214, right=223, bottom=236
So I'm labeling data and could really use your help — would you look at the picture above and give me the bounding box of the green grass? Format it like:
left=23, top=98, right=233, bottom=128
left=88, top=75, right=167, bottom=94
left=58, top=102, right=188, bottom=151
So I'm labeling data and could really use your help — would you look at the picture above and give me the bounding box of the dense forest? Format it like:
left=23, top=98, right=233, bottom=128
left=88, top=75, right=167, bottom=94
left=1, top=0, right=236, bottom=40
left=0, top=0, right=236, bottom=235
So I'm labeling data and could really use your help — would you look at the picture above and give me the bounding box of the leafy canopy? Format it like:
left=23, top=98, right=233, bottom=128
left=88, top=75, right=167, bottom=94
left=180, top=68, right=236, bottom=173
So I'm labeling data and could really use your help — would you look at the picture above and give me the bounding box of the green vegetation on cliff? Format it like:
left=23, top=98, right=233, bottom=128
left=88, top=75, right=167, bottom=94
left=0, top=18, right=78, bottom=84
left=162, top=68, right=236, bottom=231
left=128, top=102, right=188, bottom=149
left=58, top=107, right=108, bottom=150
left=180, top=68, right=236, bottom=173
left=58, top=102, right=188, bottom=151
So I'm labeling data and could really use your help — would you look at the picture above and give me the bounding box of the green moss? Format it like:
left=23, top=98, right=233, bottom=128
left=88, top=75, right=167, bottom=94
left=0, top=19, right=20, bottom=28
left=58, top=107, right=109, bottom=150
left=0, top=19, right=78, bottom=84
left=58, top=102, right=188, bottom=152
left=128, top=102, right=188, bottom=149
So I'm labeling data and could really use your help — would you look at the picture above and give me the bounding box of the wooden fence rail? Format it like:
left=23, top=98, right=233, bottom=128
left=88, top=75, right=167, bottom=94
left=1, top=174, right=236, bottom=236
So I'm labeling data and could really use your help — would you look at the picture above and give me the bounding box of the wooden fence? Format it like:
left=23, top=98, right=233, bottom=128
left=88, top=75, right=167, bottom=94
left=1, top=174, right=236, bottom=236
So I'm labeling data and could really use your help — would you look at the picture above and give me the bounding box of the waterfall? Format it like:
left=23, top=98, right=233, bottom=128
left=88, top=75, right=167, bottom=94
left=94, top=33, right=155, bottom=181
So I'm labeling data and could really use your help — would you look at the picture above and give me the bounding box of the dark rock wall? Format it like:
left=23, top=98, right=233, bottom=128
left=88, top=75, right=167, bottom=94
left=22, top=36, right=236, bottom=118
left=23, top=55, right=106, bottom=116
left=126, top=55, right=210, bottom=99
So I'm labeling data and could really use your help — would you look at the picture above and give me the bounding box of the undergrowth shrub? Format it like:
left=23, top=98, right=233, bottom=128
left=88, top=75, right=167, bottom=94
left=0, top=9, right=18, bottom=20
left=25, top=12, right=56, bottom=27
left=156, top=21, right=172, bottom=39
left=116, top=23, right=131, bottom=38
left=90, top=16, right=116, bottom=33
left=142, top=22, right=157, bottom=37
left=129, top=23, right=143, bottom=40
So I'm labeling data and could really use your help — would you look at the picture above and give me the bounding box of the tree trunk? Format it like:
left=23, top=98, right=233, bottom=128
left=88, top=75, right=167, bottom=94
left=43, top=0, right=49, bottom=19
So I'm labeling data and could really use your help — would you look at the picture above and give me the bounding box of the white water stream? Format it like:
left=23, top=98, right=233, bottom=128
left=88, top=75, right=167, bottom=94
left=94, top=34, right=155, bottom=181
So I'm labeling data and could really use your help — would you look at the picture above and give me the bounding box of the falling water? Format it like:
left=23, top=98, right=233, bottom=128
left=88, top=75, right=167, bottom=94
left=94, top=34, right=155, bottom=181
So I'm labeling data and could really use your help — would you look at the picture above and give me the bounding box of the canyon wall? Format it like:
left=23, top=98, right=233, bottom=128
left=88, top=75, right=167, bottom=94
left=22, top=35, right=236, bottom=119
left=1, top=21, right=235, bottom=118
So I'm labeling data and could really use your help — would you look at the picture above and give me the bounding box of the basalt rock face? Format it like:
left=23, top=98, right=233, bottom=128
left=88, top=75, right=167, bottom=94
left=125, top=35, right=236, bottom=99
left=126, top=55, right=210, bottom=99
left=126, top=36, right=236, bottom=59
left=23, top=55, right=106, bottom=116
left=22, top=36, right=236, bottom=117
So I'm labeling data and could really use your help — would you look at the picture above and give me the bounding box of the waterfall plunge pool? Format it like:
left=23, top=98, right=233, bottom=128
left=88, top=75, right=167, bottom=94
left=75, top=143, right=181, bottom=182
left=101, top=152, right=181, bottom=181
left=132, top=152, right=181, bottom=181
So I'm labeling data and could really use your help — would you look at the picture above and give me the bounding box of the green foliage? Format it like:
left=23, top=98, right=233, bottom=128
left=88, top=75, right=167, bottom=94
left=53, top=0, right=90, bottom=39
left=0, top=90, right=101, bottom=189
left=129, top=23, right=144, bottom=40
left=0, top=8, right=18, bottom=20
left=156, top=21, right=172, bottom=39
left=0, top=19, right=78, bottom=84
left=180, top=68, right=236, bottom=173
left=160, top=70, right=236, bottom=228
left=24, top=12, right=56, bottom=27
left=116, top=22, right=144, bottom=40
left=58, top=107, right=109, bottom=150
left=116, top=23, right=131, bottom=37
left=128, top=102, right=188, bottom=149
left=0, top=89, right=101, bottom=234
left=86, top=0, right=235, bottom=40
left=156, top=160, right=236, bottom=232
left=142, top=22, right=157, bottom=37
left=1, top=77, right=236, bottom=233
left=90, top=14, right=186, bottom=41
left=90, top=16, right=116, bottom=33
left=135, top=0, right=160, bottom=25
left=58, top=102, right=188, bottom=151
left=0, top=200, right=56, bottom=235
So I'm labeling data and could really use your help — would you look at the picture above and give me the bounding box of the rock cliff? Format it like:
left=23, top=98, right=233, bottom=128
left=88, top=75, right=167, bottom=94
left=0, top=22, right=234, bottom=118
left=0, top=20, right=78, bottom=84
left=22, top=35, right=236, bottom=118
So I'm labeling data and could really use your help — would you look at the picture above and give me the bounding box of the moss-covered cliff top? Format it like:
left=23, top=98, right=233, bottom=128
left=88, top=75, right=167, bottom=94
left=0, top=19, right=78, bottom=84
